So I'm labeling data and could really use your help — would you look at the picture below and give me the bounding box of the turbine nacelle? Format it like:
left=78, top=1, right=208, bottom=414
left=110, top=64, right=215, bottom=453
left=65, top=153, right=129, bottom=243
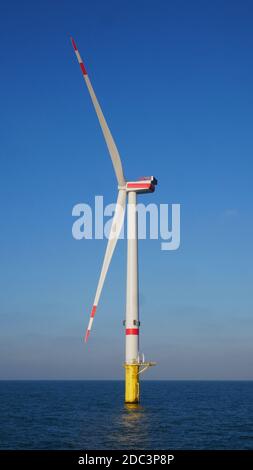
left=124, top=177, right=158, bottom=194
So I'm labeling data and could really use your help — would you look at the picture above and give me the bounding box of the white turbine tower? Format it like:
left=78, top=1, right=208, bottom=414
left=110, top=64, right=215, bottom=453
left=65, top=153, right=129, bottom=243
left=71, top=38, right=157, bottom=403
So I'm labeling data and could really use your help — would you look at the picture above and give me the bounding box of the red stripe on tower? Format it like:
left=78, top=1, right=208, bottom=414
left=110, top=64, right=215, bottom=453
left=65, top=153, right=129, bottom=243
left=126, top=328, right=139, bottom=335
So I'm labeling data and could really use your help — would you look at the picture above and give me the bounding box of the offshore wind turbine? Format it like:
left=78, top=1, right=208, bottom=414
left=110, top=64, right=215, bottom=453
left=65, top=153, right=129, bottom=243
left=71, top=38, right=157, bottom=403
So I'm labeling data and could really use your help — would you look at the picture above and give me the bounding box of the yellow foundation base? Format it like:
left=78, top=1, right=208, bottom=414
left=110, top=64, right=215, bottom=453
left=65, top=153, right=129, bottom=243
left=124, top=364, right=140, bottom=403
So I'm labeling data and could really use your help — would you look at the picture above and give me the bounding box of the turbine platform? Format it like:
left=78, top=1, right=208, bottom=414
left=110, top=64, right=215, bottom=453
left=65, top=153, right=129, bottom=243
left=123, top=360, right=157, bottom=375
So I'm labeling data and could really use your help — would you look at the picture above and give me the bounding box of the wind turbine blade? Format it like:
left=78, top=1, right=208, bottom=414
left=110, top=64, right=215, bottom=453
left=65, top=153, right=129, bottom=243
left=85, top=189, right=126, bottom=342
left=71, top=37, right=126, bottom=187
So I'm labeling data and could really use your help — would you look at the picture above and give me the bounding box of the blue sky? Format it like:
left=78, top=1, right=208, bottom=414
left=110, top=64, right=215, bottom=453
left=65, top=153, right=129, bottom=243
left=0, top=0, right=253, bottom=379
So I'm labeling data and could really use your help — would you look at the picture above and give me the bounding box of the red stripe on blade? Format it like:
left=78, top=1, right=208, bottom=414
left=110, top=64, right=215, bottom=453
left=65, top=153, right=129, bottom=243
left=126, top=328, right=139, bottom=335
left=85, top=329, right=90, bottom=342
left=80, top=62, right=87, bottom=75
left=71, top=37, right=78, bottom=51
left=91, top=306, right=97, bottom=318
